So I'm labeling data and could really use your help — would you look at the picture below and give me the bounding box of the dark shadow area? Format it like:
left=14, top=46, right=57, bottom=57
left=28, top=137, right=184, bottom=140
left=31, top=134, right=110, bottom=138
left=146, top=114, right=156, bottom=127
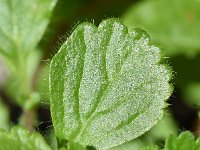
left=169, top=90, right=198, bottom=130
left=170, top=54, right=200, bottom=86
left=0, top=92, right=22, bottom=124
left=169, top=54, right=200, bottom=131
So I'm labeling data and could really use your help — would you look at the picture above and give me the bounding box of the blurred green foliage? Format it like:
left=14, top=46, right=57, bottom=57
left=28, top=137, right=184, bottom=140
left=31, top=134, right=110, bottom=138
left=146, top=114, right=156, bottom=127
left=0, top=0, right=57, bottom=107
left=122, top=0, right=200, bottom=109
left=164, top=131, right=200, bottom=150
left=0, top=99, right=9, bottom=130
left=122, top=0, right=200, bottom=57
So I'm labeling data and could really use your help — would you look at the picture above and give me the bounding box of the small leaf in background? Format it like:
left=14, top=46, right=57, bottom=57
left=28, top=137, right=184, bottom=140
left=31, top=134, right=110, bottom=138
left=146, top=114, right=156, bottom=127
left=0, top=0, right=57, bottom=59
left=50, top=18, right=172, bottom=149
left=164, top=131, right=200, bottom=150
left=122, top=0, right=200, bottom=57
left=0, top=126, right=51, bottom=150
left=0, top=0, right=57, bottom=106
left=0, top=99, right=9, bottom=130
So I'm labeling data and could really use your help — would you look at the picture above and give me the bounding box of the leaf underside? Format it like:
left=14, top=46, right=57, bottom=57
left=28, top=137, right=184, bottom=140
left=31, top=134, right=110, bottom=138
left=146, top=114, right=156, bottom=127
left=0, top=126, right=51, bottom=150
left=50, top=18, right=172, bottom=150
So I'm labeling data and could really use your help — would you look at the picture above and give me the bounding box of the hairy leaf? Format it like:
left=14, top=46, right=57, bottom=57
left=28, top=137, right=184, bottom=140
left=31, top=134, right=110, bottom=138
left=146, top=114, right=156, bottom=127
left=0, top=126, right=51, bottom=150
left=50, top=18, right=172, bottom=149
left=122, top=0, right=200, bottom=57
left=164, top=131, right=200, bottom=150
left=0, top=0, right=57, bottom=59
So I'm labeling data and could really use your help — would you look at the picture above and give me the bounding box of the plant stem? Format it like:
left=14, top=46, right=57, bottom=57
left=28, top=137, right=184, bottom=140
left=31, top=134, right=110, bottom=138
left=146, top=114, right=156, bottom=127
left=16, top=52, right=37, bottom=131
left=23, top=108, right=36, bottom=132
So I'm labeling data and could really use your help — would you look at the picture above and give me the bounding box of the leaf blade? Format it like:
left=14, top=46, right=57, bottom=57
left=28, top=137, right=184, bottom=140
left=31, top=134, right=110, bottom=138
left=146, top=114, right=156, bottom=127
left=50, top=18, right=173, bottom=150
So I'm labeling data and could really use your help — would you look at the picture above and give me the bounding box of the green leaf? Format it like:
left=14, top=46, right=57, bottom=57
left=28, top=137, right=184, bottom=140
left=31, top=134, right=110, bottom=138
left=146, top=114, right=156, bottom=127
left=0, top=99, right=9, bottom=130
left=0, top=126, right=51, bottom=150
left=0, top=0, right=57, bottom=59
left=122, top=0, right=200, bottom=57
left=164, top=131, right=200, bottom=150
left=50, top=18, right=172, bottom=149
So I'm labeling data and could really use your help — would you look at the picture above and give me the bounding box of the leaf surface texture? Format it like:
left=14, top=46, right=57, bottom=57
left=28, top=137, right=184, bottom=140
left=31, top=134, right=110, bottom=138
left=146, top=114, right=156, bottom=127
left=50, top=18, right=172, bottom=150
